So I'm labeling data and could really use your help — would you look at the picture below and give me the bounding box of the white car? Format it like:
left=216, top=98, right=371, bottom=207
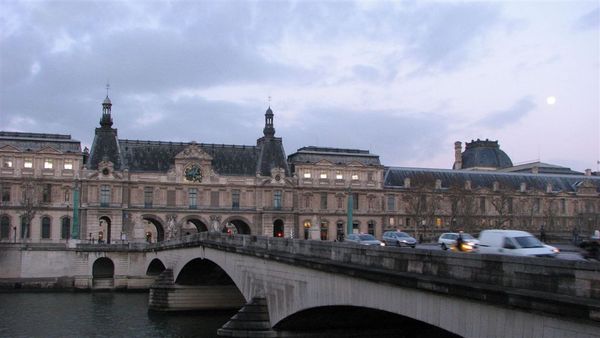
left=478, top=230, right=558, bottom=257
left=438, top=232, right=479, bottom=250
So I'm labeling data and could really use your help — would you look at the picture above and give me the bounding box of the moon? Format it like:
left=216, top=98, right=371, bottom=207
left=546, top=96, right=556, bottom=105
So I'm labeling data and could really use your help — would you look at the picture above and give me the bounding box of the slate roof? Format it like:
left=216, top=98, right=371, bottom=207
left=256, top=137, right=290, bottom=176
left=461, top=139, right=513, bottom=169
left=500, top=161, right=583, bottom=175
left=288, top=146, right=381, bottom=166
left=118, top=140, right=262, bottom=175
left=0, top=131, right=81, bottom=153
left=384, top=167, right=600, bottom=193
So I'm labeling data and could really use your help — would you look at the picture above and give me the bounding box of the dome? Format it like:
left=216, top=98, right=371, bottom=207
left=461, top=139, right=513, bottom=170
left=103, top=95, right=112, bottom=105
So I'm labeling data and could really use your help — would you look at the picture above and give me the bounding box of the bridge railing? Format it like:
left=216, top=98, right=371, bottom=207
left=151, top=232, right=600, bottom=302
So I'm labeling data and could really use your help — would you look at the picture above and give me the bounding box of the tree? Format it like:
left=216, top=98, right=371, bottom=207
left=489, top=184, right=514, bottom=229
left=447, top=183, right=477, bottom=233
left=19, top=180, right=38, bottom=240
left=402, top=173, right=438, bottom=241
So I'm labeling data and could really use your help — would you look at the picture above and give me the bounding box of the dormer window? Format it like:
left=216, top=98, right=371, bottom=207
left=303, top=172, right=311, bottom=179
left=2, top=158, right=13, bottom=168
left=320, top=172, right=328, bottom=179
left=24, top=159, right=33, bottom=168
left=44, top=159, right=53, bottom=169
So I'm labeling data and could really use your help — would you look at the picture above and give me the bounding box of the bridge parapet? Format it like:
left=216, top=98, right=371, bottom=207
left=152, top=233, right=600, bottom=300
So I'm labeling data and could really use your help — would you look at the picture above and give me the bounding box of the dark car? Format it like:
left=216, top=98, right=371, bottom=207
left=346, top=233, right=385, bottom=246
left=382, top=231, right=417, bottom=248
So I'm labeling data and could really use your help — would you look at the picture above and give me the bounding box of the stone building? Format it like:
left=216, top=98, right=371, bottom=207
left=0, top=96, right=599, bottom=244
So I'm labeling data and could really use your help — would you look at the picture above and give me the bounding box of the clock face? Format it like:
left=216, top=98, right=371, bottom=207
left=185, top=164, right=203, bottom=183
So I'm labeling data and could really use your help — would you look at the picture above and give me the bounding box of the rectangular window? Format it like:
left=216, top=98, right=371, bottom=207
left=303, top=172, right=311, bottom=179
left=534, top=198, right=541, bottom=213
left=44, top=159, right=53, bottom=169
left=100, top=185, right=110, bottom=207
left=351, top=173, right=359, bottom=180
left=320, top=192, right=327, bottom=209
left=274, top=190, right=282, bottom=209
left=352, top=193, right=359, bottom=210
left=61, top=218, right=70, bottom=240
left=479, top=197, right=486, bottom=213
left=42, top=184, right=52, bottom=203
left=189, top=188, right=198, bottom=209
left=320, top=172, right=327, bottom=179
left=144, top=187, right=153, bottom=208
left=3, top=158, right=13, bottom=168
left=387, top=195, right=395, bottom=211
left=41, top=217, right=51, bottom=239
left=305, top=195, right=311, bottom=209
left=335, top=171, right=343, bottom=180
left=167, top=190, right=176, bottom=207
left=0, top=216, right=9, bottom=239
left=232, top=189, right=240, bottom=209
left=561, top=199, right=566, bottom=214
left=2, top=185, right=10, bottom=202
left=210, top=191, right=219, bottom=207
left=507, top=197, right=513, bottom=213
left=63, top=159, right=73, bottom=170
left=367, top=172, right=373, bottom=181
left=24, top=158, right=33, bottom=168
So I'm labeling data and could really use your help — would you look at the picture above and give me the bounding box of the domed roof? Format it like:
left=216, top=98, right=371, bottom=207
left=103, top=95, right=112, bottom=105
left=461, top=139, right=513, bottom=169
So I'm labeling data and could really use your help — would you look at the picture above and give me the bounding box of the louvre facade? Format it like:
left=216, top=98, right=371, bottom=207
left=1, top=96, right=599, bottom=244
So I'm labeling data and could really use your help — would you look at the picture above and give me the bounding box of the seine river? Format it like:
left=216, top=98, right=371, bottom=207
left=0, top=292, right=235, bottom=338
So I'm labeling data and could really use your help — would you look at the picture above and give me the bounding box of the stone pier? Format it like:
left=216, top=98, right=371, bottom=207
left=148, top=269, right=245, bottom=311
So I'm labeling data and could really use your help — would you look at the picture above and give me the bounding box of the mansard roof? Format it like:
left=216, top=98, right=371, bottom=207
left=384, top=167, right=600, bottom=193
left=500, top=161, right=583, bottom=175
left=0, top=131, right=81, bottom=153
left=119, top=139, right=261, bottom=175
left=288, top=146, right=381, bottom=166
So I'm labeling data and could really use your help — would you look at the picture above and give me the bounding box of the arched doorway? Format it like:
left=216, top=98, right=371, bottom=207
left=222, top=219, right=251, bottom=235
left=92, top=257, right=114, bottom=289
left=303, top=220, right=311, bottom=240
left=187, top=219, right=208, bottom=233
left=273, top=219, right=284, bottom=237
left=99, top=216, right=111, bottom=244
left=143, top=217, right=164, bottom=242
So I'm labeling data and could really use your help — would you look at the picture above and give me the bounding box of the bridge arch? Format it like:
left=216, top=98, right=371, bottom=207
left=222, top=216, right=251, bottom=235
left=92, top=257, right=114, bottom=278
left=146, top=258, right=166, bottom=276
left=273, top=305, right=459, bottom=337
left=142, top=214, right=165, bottom=242
left=181, top=216, right=209, bottom=235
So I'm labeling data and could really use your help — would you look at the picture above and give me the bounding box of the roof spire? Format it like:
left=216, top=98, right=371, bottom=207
left=100, top=83, right=113, bottom=128
left=263, top=104, right=275, bottom=138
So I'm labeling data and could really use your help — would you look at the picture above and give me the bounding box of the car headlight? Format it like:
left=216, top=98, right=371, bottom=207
left=380, top=242, right=386, bottom=246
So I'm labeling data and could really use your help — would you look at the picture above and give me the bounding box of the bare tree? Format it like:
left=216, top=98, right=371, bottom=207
left=402, top=174, right=437, bottom=241
left=19, top=180, right=38, bottom=240
left=489, top=184, right=514, bottom=229
left=446, top=183, right=477, bottom=233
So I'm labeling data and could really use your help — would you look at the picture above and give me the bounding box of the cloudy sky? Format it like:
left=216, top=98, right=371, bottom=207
left=1, top=0, right=599, bottom=172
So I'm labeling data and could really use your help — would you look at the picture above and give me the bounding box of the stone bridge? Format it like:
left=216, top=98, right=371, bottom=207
left=1, top=233, right=599, bottom=337
left=143, top=233, right=600, bottom=338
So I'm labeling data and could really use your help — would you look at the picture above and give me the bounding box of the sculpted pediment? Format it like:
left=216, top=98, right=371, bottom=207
left=315, top=159, right=334, bottom=166
left=175, top=143, right=213, bottom=161
left=0, top=145, right=21, bottom=153
left=37, top=146, right=62, bottom=154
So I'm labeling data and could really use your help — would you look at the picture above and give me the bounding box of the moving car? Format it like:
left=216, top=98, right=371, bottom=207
left=346, top=233, right=385, bottom=246
left=438, top=232, right=479, bottom=251
left=478, top=230, right=559, bottom=257
left=382, top=231, right=417, bottom=248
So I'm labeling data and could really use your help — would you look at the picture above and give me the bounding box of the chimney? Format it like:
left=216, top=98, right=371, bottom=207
left=453, top=141, right=462, bottom=170
left=585, top=169, right=592, bottom=176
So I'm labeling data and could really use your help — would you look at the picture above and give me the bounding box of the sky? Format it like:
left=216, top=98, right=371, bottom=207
left=1, top=0, right=599, bottom=172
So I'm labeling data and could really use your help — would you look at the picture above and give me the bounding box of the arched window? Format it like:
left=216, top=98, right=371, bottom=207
left=0, top=215, right=9, bottom=239
left=367, top=220, right=375, bottom=235
left=303, top=220, right=311, bottom=240
left=41, top=216, right=51, bottom=239
left=20, top=216, right=30, bottom=239
left=320, top=220, right=329, bottom=241
left=61, top=217, right=71, bottom=240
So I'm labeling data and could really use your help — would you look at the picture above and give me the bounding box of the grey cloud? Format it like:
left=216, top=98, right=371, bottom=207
left=475, top=96, right=535, bottom=129
left=574, top=7, right=599, bottom=31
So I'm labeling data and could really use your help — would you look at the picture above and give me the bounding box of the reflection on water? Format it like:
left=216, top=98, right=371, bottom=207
left=0, top=292, right=235, bottom=338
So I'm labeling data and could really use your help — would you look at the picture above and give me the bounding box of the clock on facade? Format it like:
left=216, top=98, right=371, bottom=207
left=185, top=164, right=203, bottom=183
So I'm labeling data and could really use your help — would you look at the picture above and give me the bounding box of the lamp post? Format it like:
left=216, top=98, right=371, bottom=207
left=347, top=186, right=353, bottom=237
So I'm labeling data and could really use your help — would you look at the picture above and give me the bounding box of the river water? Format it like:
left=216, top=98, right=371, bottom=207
left=0, top=292, right=235, bottom=338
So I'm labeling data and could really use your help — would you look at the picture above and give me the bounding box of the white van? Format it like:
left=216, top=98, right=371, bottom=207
left=478, top=230, right=559, bottom=257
